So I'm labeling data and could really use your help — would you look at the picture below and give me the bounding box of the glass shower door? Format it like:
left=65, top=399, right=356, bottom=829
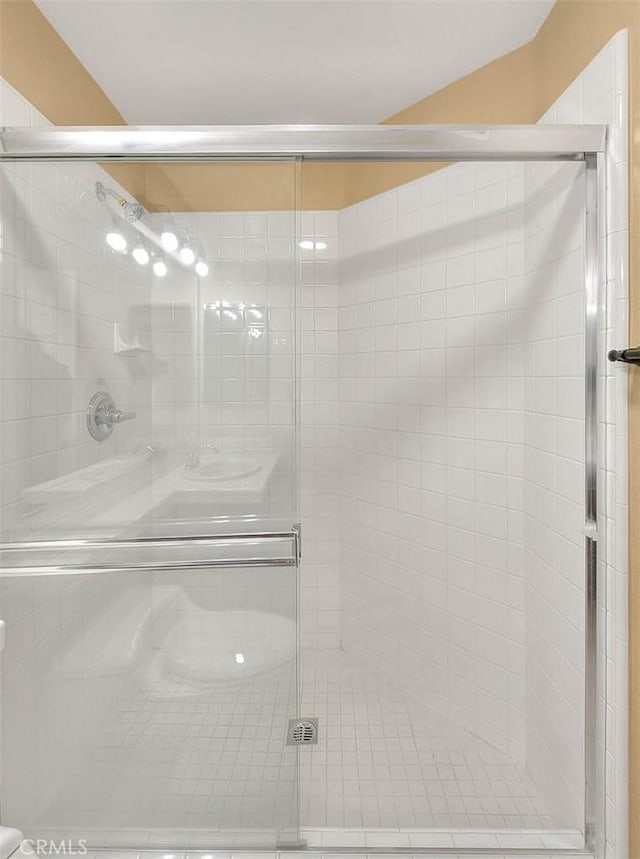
left=0, top=157, right=300, bottom=848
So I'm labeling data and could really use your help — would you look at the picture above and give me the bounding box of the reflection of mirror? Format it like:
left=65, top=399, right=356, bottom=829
left=200, top=302, right=270, bottom=435
left=201, top=301, right=267, bottom=334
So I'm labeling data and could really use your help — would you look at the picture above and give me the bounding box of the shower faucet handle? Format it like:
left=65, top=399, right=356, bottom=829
left=107, top=408, right=136, bottom=424
left=87, top=391, right=136, bottom=441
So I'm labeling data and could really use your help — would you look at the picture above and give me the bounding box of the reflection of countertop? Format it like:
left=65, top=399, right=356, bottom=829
left=17, top=449, right=282, bottom=536
left=108, top=450, right=281, bottom=527
left=22, top=454, right=149, bottom=503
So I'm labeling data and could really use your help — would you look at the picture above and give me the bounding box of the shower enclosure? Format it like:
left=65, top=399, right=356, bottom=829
left=0, top=124, right=608, bottom=855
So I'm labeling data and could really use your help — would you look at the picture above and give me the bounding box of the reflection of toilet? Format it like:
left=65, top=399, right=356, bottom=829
left=0, top=827, right=23, bottom=859
left=160, top=609, right=296, bottom=684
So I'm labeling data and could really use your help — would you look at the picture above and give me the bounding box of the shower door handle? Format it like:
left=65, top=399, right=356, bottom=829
left=608, top=347, right=640, bottom=365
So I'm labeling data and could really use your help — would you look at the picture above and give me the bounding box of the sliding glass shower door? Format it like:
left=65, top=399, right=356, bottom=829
left=0, top=123, right=608, bottom=856
left=0, top=157, right=300, bottom=848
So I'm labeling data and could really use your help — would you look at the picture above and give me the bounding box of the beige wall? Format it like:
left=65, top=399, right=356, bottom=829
left=0, top=0, right=346, bottom=210
left=1, top=0, right=639, bottom=850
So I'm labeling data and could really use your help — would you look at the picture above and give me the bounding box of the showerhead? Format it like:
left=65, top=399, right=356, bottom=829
left=95, top=181, right=146, bottom=222
left=121, top=200, right=146, bottom=223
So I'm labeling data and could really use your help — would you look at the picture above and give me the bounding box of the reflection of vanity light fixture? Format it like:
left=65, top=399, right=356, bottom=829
left=248, top=327, right=262, bottom=339
left=106, top=232, right=127, bottom=252
left=235, top=653, right=245, bottom=664
left=224, top=310, right=238, bottom=320
left=299, top=239, right=327, bottom=251
left=160, top=231, right=179, bottom=252
left=132, top=246, right=150, bottom=265
left=96, top=183, right=210, bottom=275
left=152, top=260, right=168, bottom=278
left=179, top=246, right=196, bottom=265
left=248, top=308, right=263, bottom=320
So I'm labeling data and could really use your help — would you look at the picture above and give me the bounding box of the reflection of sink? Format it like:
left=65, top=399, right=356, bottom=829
left=183, top=455, right=261, bottom=482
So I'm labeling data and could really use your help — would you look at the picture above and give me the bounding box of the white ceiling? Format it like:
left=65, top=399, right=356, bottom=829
left=34, top=0, right=555, bottom=125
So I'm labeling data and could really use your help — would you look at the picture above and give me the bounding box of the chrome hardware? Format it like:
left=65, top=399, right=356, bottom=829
left=0, top=531, right=300, bottom=576
left=98, top=408, right=136, bottom=425
left=184, top=442, right=219, bottom=470
left=86, top=391, right=136, bottom=441
left=286, top=718, right=318, bottom=745
left=0, top=125, right=606, bottom=163
left=95, top=180, right=146, bottom=222
left=185, top=451, right=199, bottom=470
left=293, top=522, right=302, bottom=561
left=608, top=347, right=640, bottom=365
left=135, top=442, right=160, bottom=458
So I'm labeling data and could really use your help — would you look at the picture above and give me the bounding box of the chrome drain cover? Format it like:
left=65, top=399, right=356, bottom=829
left=287, top=718, right=318, bottom=745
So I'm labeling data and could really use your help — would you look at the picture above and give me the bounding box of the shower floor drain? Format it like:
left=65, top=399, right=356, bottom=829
left=287, top=717, right=318, bottom=745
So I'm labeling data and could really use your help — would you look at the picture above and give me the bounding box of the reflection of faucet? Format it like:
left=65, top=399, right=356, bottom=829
left=185, top=450, right=200, bottom=470
left=136, top=442, right=161, bottom=458
left=184, top=442, right=219, bottom=470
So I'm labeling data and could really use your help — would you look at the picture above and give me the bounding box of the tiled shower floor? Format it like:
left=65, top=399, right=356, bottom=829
left=36, top=648, right=579, bottom=850
left=38, top=663, right=298, bottom=839
left=299, top=650, right=552, bottom=837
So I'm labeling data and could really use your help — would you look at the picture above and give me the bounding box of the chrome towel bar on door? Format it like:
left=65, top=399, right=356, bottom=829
left=0, top=530, right=301, bottom=576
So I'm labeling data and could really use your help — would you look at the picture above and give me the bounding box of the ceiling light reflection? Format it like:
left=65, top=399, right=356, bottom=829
left=106, top=232, right=127, bottom=252
left=132, top=246, right=149, bottom=265
left=161, top=231, right=179, bottom=252
left=299, top=239, right=328, bottom=251
left=153, top=260, right=168, bottom=277
left=179, top=246, right=196, bottom=265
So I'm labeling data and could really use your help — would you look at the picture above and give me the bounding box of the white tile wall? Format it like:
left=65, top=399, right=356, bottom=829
left=337, top=160, right=529, bottom=761
left=520, top=157, right=586, bottom=830
left=298, top=212, right=341, bottom=648
left=329, top=28, right=628, bottom=847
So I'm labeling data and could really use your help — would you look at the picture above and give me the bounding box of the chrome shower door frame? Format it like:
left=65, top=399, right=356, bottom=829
left=0, top=124, right=608, bottom=855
